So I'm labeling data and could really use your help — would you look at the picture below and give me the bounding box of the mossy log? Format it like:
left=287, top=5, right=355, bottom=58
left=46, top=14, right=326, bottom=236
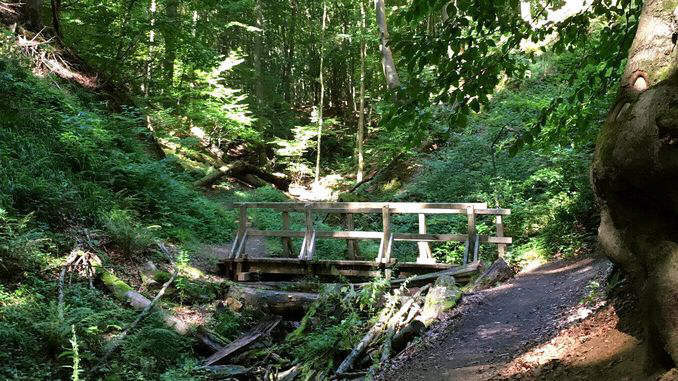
left=225, top=285, right=319, bottom=318
left=98, top=267, right=189, bottom=334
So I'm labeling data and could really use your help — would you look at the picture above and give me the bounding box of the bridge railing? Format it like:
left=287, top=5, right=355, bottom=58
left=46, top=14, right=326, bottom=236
left=229, top=202, right=511, bottom=265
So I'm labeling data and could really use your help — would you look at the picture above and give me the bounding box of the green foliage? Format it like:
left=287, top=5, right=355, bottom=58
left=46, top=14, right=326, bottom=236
left=0, top=280, right=197, bottom=379
left=283, top=286, right=366, bottom=377
left=360, top=53, right=600, bottom=265
left=0, top=54, right=234, bottom=246
left=0, top=210, right=51, bottom=281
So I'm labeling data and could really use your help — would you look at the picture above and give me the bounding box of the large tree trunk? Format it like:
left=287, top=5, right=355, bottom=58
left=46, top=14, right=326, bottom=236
left=592, top=0, right=678, bottom=368
left=374, top=0, right=400, bottom=90
left=19, top=0, right=41, bottom=29
left=50, top=0, right=61, bottom=40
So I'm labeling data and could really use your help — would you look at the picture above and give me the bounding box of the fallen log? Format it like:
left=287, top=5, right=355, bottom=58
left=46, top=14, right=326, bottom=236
left=387, top=262, right=481, bottom=288
left=335, top=296, right=398, bottom=374
left=204, top=317, right=281, bottom=366
left=379, top=285, right=430, bottom=363
left=226, top=285, right=319, bottom=318
left=194, top=160, right=290, bottom=190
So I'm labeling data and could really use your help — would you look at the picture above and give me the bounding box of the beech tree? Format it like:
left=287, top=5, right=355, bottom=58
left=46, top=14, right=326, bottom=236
left=592, top=0, right=678, bottom=365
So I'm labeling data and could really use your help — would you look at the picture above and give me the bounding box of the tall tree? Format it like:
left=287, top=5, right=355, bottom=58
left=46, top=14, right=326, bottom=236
left=356, top=0, right=367, bottom=182
left=592, top=0, right=678, bottom=366
left=20, top=0, right=42, bottom=29
left=314, top=0, right=328, bottom=184
left=374, top=0, right=399, bottom=90
left=161, top=0, right=178, bottom=85
left=50, top=0, right=62, bottom=40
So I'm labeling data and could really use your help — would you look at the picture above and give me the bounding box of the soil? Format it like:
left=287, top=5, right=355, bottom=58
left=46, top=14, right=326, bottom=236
left=379, top=257, right=661, bottom=381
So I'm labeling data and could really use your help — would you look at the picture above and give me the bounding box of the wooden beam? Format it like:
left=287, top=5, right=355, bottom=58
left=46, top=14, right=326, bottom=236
left=281, top=211, right=294, bottom=257
left=417, top=213, right=433, bottom=264
left=496, top=214, right=506, bottom=257
left=379, top=205, right=392, bottom=263
left=244, top=230, right=512, bottom=244
left=345, top=213, right=359, bottom=259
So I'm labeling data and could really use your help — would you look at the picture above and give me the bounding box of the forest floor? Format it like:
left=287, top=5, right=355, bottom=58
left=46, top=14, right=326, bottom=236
left=379, top=257, right=655, bottom=381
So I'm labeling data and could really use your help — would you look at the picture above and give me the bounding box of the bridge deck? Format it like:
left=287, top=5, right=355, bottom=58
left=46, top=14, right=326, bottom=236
left=219, top=257, right=481, bottom=283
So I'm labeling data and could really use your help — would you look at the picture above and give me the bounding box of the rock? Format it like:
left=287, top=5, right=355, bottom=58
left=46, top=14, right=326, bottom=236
left=225, top=297, right=243, bottom=311
left=658, top=369, right=678, bottom=381
left=419, top=275, right=461, bottom=326
left=472, top=258, right=515, bottom=291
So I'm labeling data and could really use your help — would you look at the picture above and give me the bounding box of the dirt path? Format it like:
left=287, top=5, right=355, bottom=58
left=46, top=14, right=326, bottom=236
left=380, top=257, right=613, bottom=381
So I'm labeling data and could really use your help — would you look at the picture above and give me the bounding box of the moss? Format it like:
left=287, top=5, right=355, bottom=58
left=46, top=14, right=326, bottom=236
left=98, top=268, right=133, bottom=299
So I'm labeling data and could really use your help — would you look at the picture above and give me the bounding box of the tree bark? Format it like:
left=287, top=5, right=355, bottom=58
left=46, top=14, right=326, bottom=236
left=253, top=0, right=265, bottom=107
left=314, top=1, right=327, bottom=184
left=356, top=0, right=367, bottom=182
left=50, top=0, right=61, bottom=40
left=19, top=0, right=41, bottom=30
left=162, top=0, right=178, bottom=85
left=225, top=286, right=318, bottom=318
left=592, top=0, right=678, bottom=367
left=374, top=0, right=400, bottom=90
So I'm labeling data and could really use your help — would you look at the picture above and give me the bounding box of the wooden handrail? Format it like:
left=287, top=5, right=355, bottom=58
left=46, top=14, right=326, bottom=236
left=228, top=202, right=512, bottom=265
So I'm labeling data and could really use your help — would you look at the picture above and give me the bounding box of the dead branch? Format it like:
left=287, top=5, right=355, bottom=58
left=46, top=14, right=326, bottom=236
left=96, top=243, right=179, bottom=366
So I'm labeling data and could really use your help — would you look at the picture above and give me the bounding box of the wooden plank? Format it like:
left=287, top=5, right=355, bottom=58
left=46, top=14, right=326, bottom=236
left=496, top=214, right=506, bottom=257
left=379, top=205, right=392, bottom=263
left=232, top=202, right=488, bottom=212
left=230, top=206, right=247, bottom=259
left=245, top=230, right=512, bottom=244
left=417, top=213, right=434, bottom=263
left=306, top=230, right=317, bottom=260
left=345, top=213, right=358, bottom=260
left=281, top=211, right=294, bottom=257
left=395, top=233, right=468, bottom=242
left=204, top=317, right=281, bottom=366
left=475, top=208, right=511, bottom=215
left=473, top=234, right=480, bottom=262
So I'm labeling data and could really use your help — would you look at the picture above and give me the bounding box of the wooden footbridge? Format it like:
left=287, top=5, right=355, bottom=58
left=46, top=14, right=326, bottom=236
left=219, top=202, right=511, bottom=283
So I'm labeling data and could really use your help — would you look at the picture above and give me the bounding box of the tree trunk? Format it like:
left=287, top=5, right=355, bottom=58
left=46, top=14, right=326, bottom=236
left=253, top=0, right=265, bottom=107
left=50, top=0, right=61, bottom=40
left=283, top=0, right=297, bottom=102
left=591, top=0, right=678, bottom=367
left=356, top=0, right=367, bottom=182
left=374, top=0, right=400, bottom=90
left=162, top=0, right=178, bottom=86
left=225, top=286, right=318, bottom=318
left=314, top=1, right=327, bottom=184
left=144, top=0, right=156, bottom=97
left=19, top=0, right=41, bottom=30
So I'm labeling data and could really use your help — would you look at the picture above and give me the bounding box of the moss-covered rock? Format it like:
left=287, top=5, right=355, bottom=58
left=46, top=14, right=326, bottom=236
left=419, top=275, right=461, bottom=326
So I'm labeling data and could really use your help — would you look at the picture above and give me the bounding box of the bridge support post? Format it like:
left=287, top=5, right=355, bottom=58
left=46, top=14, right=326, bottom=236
left=281, top=211, right=294, bottom=257
left=417, top=213, right=434, bottom=264
left=496, top=215, right=506, bottom=258
left=345, top=213, right=360, bottom=259
left=463, top=206, right=476, bottom=265
left=378, top=205, right=392, bottom=263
